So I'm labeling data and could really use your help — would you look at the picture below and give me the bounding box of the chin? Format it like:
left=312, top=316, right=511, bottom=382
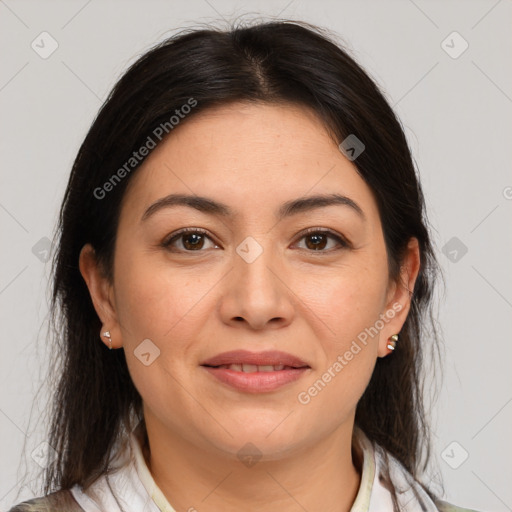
left=202, top=418, right=308, bottom=458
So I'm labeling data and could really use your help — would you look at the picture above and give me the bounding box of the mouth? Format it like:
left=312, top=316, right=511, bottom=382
left=203, top=363, right=307, bottom=372
left=200, top=350, right=311, bottom=393
left=200, top=349, right=310, bottom=369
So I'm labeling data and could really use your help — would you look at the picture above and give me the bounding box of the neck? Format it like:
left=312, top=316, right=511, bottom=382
left=141, top=416, right=362, bottom=512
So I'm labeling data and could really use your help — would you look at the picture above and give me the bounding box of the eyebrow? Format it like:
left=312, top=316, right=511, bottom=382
left=141, top=192, right=365, bottom=222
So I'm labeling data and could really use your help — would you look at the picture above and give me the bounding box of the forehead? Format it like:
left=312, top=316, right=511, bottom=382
left=120, top=102, right=380, bottom=225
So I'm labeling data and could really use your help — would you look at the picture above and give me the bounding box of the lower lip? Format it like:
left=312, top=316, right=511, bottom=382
left=201, top=366, right=309, bottom=393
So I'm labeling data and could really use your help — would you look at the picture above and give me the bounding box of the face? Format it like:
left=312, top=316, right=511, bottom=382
left=81, top=101, right=418, bottom=461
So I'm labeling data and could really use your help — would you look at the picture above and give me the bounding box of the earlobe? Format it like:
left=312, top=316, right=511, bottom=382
left=79, top=244, right=122, bottom=349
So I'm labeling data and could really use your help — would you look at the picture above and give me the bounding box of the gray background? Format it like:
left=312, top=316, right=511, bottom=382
left=1, top=0, right=511, bottom=510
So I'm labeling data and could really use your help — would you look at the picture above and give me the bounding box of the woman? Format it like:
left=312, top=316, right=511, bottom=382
left=9, top=20, right=480, bottom=512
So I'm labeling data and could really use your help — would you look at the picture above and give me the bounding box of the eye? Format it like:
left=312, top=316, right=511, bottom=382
left=162, top=228, right=219, bottom=252
left=161, top=227, right=349, bottom=253
left=293, top=228, right=349, bottom=252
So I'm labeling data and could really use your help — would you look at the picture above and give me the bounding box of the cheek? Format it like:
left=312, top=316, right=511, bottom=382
left=298, top=258, right=389, bottom=347
left=293, top=267, right=385, bottom=428
left=112, top=248, right=214, bottom=342
left=111, top=247, right=225, bottom=402
left=112, top=250, right=212, bottom=420
left=291, top=254, right=388, bottom=414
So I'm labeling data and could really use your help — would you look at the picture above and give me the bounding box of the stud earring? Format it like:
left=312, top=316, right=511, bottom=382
left=387, top=334, right=399, bottom=351
left=102, top=330, right=112, bottom=350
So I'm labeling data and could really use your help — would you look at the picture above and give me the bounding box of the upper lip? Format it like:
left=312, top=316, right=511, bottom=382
left=201, top=350, right=310, bottom=368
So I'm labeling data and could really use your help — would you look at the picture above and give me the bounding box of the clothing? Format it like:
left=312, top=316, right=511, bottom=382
left=8, top=422, right=480, bottom=512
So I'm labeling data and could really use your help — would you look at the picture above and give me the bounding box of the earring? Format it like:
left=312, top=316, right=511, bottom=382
left=387, top=334, right=399, bottom=351
left=102, top=330, right=112, bottom=350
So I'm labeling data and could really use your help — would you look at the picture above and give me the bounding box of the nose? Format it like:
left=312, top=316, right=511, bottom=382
left=218, top=242, right=295, bottom=331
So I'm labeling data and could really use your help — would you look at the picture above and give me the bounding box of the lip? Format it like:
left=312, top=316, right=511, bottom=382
left=200, top=350, right=310, bottom=368
left=202, top=366, right=309, bottom=393
left=200, top=350, right=311, bottom=394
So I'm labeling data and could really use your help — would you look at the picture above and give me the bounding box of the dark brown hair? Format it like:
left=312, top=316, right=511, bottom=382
left=20, top=18, right=443, bottom=507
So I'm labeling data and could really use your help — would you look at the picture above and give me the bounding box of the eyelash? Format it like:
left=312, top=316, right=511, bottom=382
left=161, top=227, right=350, bottom=253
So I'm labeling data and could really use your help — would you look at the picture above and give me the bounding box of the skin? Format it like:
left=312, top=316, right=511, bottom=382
left=80, top=101, right=420, bottom=512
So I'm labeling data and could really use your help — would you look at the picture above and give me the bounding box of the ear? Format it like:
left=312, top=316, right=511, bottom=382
left=377, top=237, right=421, bottom=358
left=79, top=243, right=123, bottom=349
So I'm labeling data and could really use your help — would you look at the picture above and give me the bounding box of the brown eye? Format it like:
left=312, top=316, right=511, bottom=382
left=181, top=232, right=206, bottom=250
left=162, top=229, right=218, bottom=252
left=295, top=229, right=348, bottom=252
left=305, top=232, right=329, bottom=250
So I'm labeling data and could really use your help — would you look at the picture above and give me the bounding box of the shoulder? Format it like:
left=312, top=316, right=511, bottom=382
left=7, top=489, right=84, bottom=512
left=435, top=497, right=484, bottom=512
